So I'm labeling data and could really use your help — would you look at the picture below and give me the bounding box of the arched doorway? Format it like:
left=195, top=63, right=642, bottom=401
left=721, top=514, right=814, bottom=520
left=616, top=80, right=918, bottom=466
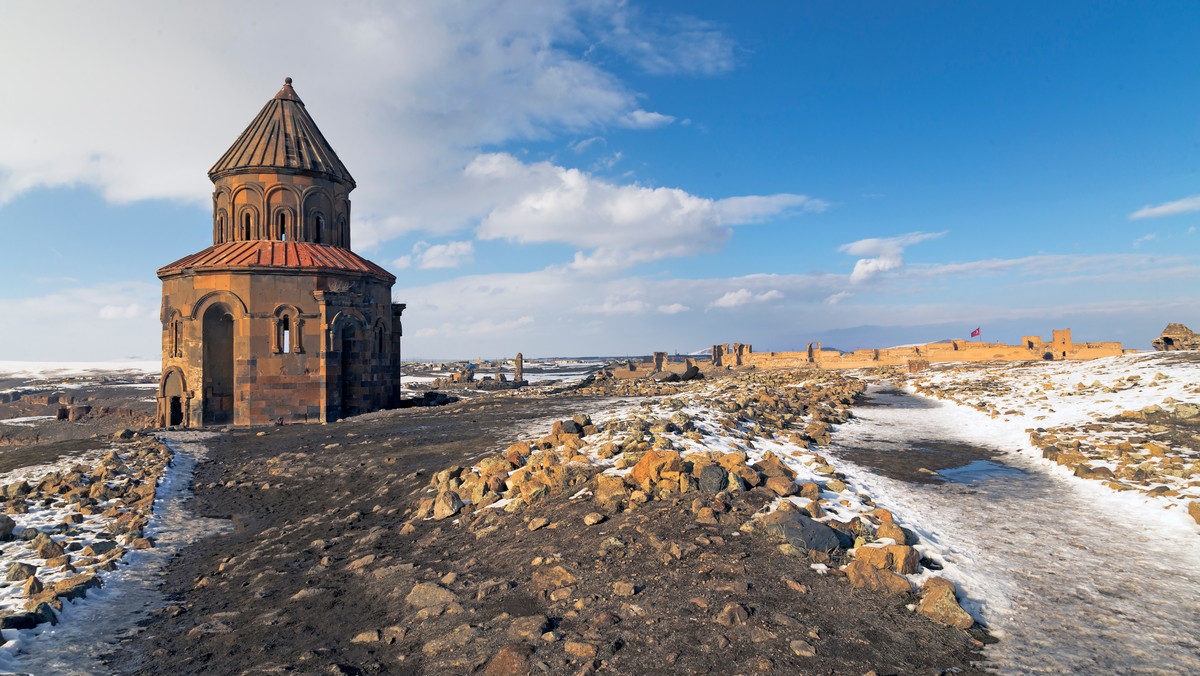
left=203, top=303, right=235, bottom=424
left=163, top=369, right=186, bottom=426
left=340, top=324, right=358, bottom=418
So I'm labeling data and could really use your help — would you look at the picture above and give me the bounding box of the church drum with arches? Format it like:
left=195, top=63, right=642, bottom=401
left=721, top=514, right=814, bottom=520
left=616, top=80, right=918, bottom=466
left=156, top=79, right=404, bottom=427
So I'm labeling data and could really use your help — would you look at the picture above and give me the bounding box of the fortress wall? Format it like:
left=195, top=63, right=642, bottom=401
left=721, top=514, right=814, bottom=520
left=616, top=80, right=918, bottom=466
left=720, top=329, right=1124, bottom=371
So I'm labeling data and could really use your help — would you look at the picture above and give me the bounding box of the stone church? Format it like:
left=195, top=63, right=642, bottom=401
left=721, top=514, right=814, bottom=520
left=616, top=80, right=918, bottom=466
left=156, top=78, right=404, bottom=427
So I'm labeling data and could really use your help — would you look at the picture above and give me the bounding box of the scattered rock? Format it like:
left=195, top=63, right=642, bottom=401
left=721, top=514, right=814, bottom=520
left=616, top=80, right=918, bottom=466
left=715, top=602, right=749, bottom=627
left=508, top=615, right=550, bottom=641
left=481, top=643, right=534, bottom=676
left=843, top=559, right=911, bottom=595
left=433, top=490, right=465, bottom=520
left=917, top=577, right=974, bottom=629
left=406, top=582, right=456, bottom=609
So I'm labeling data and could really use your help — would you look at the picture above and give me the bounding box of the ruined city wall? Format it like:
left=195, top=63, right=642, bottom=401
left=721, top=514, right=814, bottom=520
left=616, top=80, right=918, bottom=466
left=725, top=329, right=1125, bottom=371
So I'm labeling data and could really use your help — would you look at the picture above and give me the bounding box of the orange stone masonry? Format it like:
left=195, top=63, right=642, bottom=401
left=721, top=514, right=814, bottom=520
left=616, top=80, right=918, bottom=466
left=156, top=78, right=404, bottom=427
left=712, top=328, right=1127, bottom=371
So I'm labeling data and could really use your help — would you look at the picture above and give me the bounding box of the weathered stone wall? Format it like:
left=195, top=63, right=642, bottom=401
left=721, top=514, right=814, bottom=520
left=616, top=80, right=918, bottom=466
left=1153, top=323, right=1199, bottom=351
left=731, top=329, right=1126, bottom=371
left=158, top=268, right=401, bottom=426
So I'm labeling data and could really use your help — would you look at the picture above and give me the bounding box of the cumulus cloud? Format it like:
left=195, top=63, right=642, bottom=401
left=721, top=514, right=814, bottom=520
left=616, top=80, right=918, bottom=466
left=0, top=282, right=160, bottom=360
left=707, top=288, right=783, bottom=309
left=838, top=231, right=946, bottom=284
left=0, top=0, right=737, bottom=253
left=622, top=109, right=676, bottom=128
left=393, top=240, right=475, bottom=270
left=657, top=303, right=689, bottom=314
left=98, top=303, right=147, bottom=320
left=1129, top=195, right=1200, bottom=220
left=469, top=153, right=825, bottom=268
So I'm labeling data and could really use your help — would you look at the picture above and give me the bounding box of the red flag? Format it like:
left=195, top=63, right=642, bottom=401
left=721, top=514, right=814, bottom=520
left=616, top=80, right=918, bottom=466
left=970, top=327, right=981, bottom=338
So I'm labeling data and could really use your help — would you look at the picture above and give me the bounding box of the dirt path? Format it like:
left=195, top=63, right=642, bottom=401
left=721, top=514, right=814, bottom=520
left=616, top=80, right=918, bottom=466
left=103, top=392, right=988, bottom=675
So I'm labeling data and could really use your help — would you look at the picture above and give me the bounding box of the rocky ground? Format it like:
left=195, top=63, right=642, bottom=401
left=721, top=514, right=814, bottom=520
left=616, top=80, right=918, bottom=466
left=99, top=371, right=989, bottom=676
left=0, top=432, right=172, bottom=634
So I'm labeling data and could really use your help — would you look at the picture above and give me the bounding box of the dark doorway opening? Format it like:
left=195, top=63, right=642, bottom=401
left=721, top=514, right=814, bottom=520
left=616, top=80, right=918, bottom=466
left=340, top=324, right=357, bottom=418
left=203, top=304, right=235, bottom=425
left=163, top=368, right=186, bottom=427
left=169, top=397, right=183, bottom=426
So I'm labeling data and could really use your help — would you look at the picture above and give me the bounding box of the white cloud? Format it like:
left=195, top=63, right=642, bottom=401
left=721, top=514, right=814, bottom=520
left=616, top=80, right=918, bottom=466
left=0, top=282, right=160, bottom=360
left=657, top=303, right=689, bottom=314
left=1133, top=233, right=1156, bottom=248
left=1129, top=195, right=1200, bottom=220
left=707, top=288, right=783, bottom=309
left=0, top=0, right=732, bottom=253
left=570, top=136, right=606, bottom=153
left=599, top=297, right=649, bottom=314
left=622, top=109, right=676, bottom=129
left=417, top=241, right=475, bottom=269
left=824, top=291, right=852, bottom=305
left=837, top=231, right=946, bottom=284
left=98, top=303, right=147, bottom=320
left=469, top=153, right=824, bottom=268
left=600, top=6, right=737, bottom=75
left=393, top=240, right=475, bottom=270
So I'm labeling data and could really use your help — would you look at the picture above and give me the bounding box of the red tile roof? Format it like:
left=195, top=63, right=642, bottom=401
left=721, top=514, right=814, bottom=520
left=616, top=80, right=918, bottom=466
left=157, top=241, right=395, bottom=282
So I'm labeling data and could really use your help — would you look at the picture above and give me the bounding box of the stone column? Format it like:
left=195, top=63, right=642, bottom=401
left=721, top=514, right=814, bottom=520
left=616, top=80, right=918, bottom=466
left=515, top=352, right=524, bottom=382
left=653, top=352, right=666, bottom=372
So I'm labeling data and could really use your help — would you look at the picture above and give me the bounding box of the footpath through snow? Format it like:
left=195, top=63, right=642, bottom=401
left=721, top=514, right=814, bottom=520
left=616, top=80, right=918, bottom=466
left=818, top=351, right=1200, bottom=674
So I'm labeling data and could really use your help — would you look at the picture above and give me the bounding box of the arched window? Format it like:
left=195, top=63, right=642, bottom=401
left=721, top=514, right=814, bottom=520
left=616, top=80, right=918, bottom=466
left=243, top=212, right=251, bottom=241
left=171, top=319, right=182, bottom=357
left=314, top=214, right=324, bottom=244
left=376, top=325, right=385, bottom=353
left=278, top=212, right=287, bottom=241
left=278, top=315, right=291, bottom=353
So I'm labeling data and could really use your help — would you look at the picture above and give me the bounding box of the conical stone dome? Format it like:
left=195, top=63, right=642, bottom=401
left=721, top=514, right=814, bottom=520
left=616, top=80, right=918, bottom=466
left=209, top=78, right=355, bottom=188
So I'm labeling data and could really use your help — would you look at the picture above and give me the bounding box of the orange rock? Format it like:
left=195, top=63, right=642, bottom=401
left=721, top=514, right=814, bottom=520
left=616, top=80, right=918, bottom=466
left=885, top=544, right=920, bottom=574
left=844, top=559, right=911, bottom=595
left=764, top=476, right=798, bottom=496
left=917, top=578, right=973, bottom=629
left=875, top=522, right=907, bottom=544
left=629, top=450, right=683, bottom=490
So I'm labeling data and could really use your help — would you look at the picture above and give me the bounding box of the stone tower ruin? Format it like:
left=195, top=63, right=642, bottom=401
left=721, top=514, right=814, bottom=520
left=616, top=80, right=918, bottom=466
left=156, top=78, right=405, bottom=427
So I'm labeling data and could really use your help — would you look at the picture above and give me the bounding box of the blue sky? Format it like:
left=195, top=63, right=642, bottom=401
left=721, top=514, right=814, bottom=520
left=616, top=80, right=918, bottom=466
left=0, top=1, right=1197, bottom=360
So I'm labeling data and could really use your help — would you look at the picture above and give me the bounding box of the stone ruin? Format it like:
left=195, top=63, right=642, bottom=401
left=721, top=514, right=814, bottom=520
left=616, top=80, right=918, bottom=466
left=430, top=354, right=528, bottom=391
left=1152, top=323, right=1200, bottom=351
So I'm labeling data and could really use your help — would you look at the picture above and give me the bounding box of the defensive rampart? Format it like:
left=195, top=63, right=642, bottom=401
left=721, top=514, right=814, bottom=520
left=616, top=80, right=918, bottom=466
left=713, top=329, right=1126, bottom=371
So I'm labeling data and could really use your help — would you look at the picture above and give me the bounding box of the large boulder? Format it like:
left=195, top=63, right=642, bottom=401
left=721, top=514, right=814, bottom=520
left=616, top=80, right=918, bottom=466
left=406, top=582, right=456, bottom=609
left=0, top=515, right=16, bottom=540
left=844, top=559, right=911, bottom=595
left=697, top=464, right=728, bottom=493
left=628, top=450, right=683, bottom=490
left=594, top=475, right=627, bottom=511
left=432, top=490, right=465, bottom=520
left=917, top=577, right=974, bottom=629
left=761, top=511, right=842, bottom=552
left=853, top=544, right=920, bottom=574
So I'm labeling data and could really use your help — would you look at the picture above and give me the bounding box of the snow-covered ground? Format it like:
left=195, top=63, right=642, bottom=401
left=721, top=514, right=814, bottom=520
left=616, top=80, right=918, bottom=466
left=0, top=432, right=231, bottom=675
left=828, top=384, right=1200, bottom=675
left=903, top=352, right=1200, bottom=514
left=0, top=360, right=160, bottom=380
